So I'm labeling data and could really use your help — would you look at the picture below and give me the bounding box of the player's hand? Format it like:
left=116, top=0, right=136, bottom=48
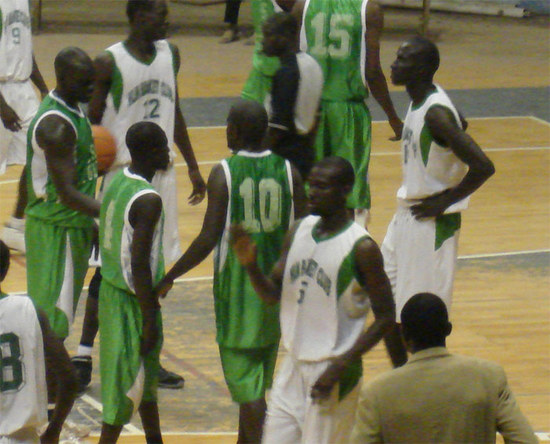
left=410, top=189, right=452, bottom=219
left=188, top=168, right=206, bottom=205
left=230, top=224, right=257, bottom=268
left=310, top=359, right=347, bottom=402
left=155, top=278, right=173, bottom=299
left=389, top=117, right=403, bottom=141
left=141, top=317, right=159, bottom=356
left=0, top=101, right=22, bottom=132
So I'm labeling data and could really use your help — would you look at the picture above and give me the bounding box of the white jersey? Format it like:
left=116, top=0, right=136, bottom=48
left=397, top=84, right=469, bottom=213
left=0, top=294, right=47, bottom=437
left=102, top=40, right=177, bottom=168
left=0, top=0, right=33, bottom=81
left=281, top=215, right=370, bottom=361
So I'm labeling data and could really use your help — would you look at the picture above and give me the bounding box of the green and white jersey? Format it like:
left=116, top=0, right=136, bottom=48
left=102, top=40, right=177, bottom=168
left=0, top=0, right=33, bottom=81
left=100, top=168, right=165, bottom=294
left=281, top=215, right=370, bottom=361
left=250, top=0, right=282, bottom=77
left=300, top=0, right=369, bottom=102
left=398, top=84, right=469, bottom=213
left=0, top=293, right=47, bottom=436
left=26, top=92, right=97, bottom=227
left=214, top=150, right=294, bottom=348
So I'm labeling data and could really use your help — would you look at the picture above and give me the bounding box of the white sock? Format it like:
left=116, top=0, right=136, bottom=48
left=77, top=345, right=93, bottom=357
left=8, top=217, right=25, bottom=230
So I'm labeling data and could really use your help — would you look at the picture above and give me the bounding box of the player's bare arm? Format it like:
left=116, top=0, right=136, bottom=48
left=171, top=43, right=206, bottom=205
left=37, top=309, right=78, bottom=444
left=87, top=52, right=114, bottom=125
left=157, top=163, right=228, bottom=297
left=311, top=237, right=406, bottom=401
left=290, top=0, right=305, bottom=23
left=411, top=105, right=495, bottom=219
left=36, top=115, right=100, bottom=218
left=31, top=55, right=49, bottom=99
left=365, top=0, right=403, bottom=140
left=0, top=91, right=21, bottom=131
left=290, top=163, right=307, bottom=218
left=130, top=192, right=163, bottom=356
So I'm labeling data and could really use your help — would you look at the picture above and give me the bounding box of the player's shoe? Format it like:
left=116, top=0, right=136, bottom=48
left=71, top=355, right=92, bottom=393
left=59, top=419, right=91, bottom=443
left=1, top=222, right=25, bottom=253
left=219, top=27, right=240, bottom=44
left=158, top=365, right=185, bottom=389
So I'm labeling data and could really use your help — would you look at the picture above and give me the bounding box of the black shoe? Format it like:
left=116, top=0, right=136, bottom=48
left=71, top=355, right=92, bottom=393
left=158, top=365, right=184, bottom=389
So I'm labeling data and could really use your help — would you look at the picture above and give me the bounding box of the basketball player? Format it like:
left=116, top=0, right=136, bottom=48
left=241, top=0, right=294, bottom=104
left=382, top=37, right=495, bottom=321
left=25, top=47, right=99, bottom=341
left=0, top=240, right=78, bottom=444
left=0, top=0, right=48, bottom=253
left=231, top=157, right=407, bottom=444
left=98, top=122, right=170, bottom=444
left=155, top=100, right=306, bottom=443
left=73, top=0, right=205, bottom=390
left=294, top=0, right=403, bottom=226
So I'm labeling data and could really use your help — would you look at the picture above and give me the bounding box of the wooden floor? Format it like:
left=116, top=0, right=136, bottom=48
left=0, top=6, right=549, bottom=443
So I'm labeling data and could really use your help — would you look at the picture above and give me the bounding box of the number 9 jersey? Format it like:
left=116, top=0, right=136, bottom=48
left=0, top=293, right=47, bottom=440
left=0, top=0, right=33, bottom=82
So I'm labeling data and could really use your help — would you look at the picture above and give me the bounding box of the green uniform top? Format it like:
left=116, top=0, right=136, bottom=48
left=250, top=0, right=281, bottom=77
left=301, top=0, right=369, bottom=102
left=26, top=92, right=97, bottom=227
left=214, top=150, right=294, bottom=348
left=99, top=168, right=165, bottom=294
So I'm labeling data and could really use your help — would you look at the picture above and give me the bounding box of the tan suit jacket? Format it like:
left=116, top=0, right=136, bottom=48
left=350, top=347, right=537, bottom=443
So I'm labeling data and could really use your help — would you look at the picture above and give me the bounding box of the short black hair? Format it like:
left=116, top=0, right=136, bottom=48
left=227, top=99, right=268, bottom=146
left=127, top=0, right=156, bottom=22
left=0, top=241, right=10, bottom=283
left=126, top=121, right=167, bottom=160
left=409, top=36, right=440, bottom=79
left=314, top=156, right=355, bottom=189
left=54, top=47, right=91, bottom=81
left=401, top=293, right=450, bottom=348
left=263, top=12, right=298, bottom=38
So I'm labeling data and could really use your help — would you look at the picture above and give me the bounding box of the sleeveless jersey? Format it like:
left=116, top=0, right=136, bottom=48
left=26, top=92, right=97, bottom=227
left=398, top=84, right=469, bottom=213
left=250, top=0, right=282, bottom=77
left=100, top=168, right=164, bottom=294
left=0, top=293, right=47, bottom=436
left=300, top=0, right=369, bottom=101
left=281, top=215, right=370, bottom=361
left=0, top=0, right=33, bottom=81
left=102, top=40, right=177, bottom=167
left=214, top=150, right=294, bottom=348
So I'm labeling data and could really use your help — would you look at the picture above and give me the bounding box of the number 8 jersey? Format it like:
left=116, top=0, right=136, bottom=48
left=102, top=40, right=177, bottom=168
left=0, top=293, right=47, bottom=438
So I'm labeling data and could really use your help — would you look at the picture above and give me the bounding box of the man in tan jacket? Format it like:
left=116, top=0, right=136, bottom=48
left=350, top=293, right=537, bottom=444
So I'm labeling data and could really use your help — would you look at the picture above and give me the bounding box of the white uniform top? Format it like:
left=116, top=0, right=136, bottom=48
left=102, top=40, right=177, bottom=168
left=397, top=84, right=469, bottom=213
left=0, top=0, right=33, bottom=81
left=281, top=215, right=370, bottom=361
left=0, top=294, right=47, bottom=436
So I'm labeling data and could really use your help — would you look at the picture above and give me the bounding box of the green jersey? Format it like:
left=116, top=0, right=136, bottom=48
left=99, top=168, right=165, bottom=294
left=251, top=0, right=281, bottom=77
left=26, top=92, right=97, bottom=227
left=301, top=0, right=369, bottom=101
left=214, top=151, right=294, bottom=348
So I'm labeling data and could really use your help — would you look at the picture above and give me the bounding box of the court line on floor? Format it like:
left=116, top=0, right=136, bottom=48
left=80, top=394, right=143, bottom=434
left=528, top=115, right=550, bottom=127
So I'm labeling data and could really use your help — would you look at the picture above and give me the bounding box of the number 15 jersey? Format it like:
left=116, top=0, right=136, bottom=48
left=102, top=40, right=177, bottom=168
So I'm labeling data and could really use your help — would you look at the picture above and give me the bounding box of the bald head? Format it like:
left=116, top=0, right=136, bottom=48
left=54, top=47, right=94, bottom=104
left=126, top=121, right=170, bottom=171
left=314, top=156, right=355, bottom=190
left=227, top=100, right=268, bottom=150
left=54, top=47, right=93, bottom=80
left=406, top=36, right=440, bottom=80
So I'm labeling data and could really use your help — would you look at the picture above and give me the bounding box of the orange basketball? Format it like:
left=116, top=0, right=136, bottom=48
left=92, top=125, right=116, bottom=175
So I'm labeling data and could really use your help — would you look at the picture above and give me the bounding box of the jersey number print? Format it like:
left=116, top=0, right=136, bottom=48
left=239, top=178, right=282, bottom=233
left=309, top=13, right=353, bottom=58
left=0, top=333, right=24, bottom=392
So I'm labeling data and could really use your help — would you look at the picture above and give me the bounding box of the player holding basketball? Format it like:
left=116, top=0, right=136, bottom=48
left=0, top=240, right=78, bottom=444
left=0, top=0, right=49, bottom=253
left=293, top=0, right=402, bottom=226
left=25, top=47, right=99, bottom=341
left=381, top=37, right=495, bottom=322
left=232, top=157, right=407, bottom=444
left=97, top=122, right=169, bottom=444
left=156, top=100, right=306, bottom=443
left=73, top=0, right=205, bottom=390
